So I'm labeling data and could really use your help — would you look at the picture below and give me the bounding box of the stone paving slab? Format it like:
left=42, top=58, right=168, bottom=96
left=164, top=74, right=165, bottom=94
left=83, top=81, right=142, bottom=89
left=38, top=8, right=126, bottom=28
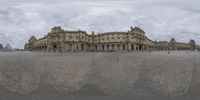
left=0, top=51, right=200, bottom=100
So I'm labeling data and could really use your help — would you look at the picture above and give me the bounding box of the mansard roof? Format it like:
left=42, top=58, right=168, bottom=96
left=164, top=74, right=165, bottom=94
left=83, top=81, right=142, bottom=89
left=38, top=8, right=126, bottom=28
left=50, top=26, right=87, bottom=34
left=131, top=26, right=145, bottom=33
left=63, top=30, right=87, bottom=33
left=189, top=39, right=196, bottom=45
left=98, top=32, right=128, bottom=36
left=51, top=26, right=64, bottom=32
left=157, top=41, right=168, bottom=43
left=28, top=36, right=37, bottom=43
left=170, top=38, right=176, bottom=43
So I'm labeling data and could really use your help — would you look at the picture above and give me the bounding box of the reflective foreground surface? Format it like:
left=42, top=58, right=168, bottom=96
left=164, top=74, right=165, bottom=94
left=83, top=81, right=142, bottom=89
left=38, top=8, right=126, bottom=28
left=0, top=51, right=200, bottom=100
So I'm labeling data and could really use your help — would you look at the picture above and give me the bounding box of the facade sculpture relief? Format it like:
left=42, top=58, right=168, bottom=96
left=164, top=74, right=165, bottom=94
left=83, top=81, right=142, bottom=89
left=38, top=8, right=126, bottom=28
left=25, top=26, right=200, bottom=52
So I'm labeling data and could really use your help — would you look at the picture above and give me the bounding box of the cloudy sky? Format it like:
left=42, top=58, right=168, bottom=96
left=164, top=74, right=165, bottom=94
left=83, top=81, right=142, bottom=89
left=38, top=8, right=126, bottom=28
left=0, top=0, right=200, bottom=48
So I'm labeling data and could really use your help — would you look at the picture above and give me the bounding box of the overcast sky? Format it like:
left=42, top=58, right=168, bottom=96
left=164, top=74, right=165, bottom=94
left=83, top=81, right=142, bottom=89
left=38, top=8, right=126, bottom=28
left=0, top=0, right=200, bottom=49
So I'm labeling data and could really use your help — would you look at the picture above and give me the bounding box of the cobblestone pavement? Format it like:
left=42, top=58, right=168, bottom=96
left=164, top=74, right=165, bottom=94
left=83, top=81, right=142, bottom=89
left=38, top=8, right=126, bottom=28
left=0, top=51, right=200, bottom=100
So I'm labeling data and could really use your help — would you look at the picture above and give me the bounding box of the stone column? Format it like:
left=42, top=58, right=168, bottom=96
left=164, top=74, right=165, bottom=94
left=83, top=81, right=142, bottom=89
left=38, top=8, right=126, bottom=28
left=134, top=45, right=137, bottom=51
left=128, top=43, right=131, bottom=51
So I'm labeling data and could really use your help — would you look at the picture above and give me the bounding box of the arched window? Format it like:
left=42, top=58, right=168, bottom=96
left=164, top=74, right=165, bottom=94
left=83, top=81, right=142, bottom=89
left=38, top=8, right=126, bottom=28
left=112, top=44, right=114, bottom=50
left=117, top=44, right=120, bottom=50
left=131, top=45, right=134, bottom=50
left=107, top=45, right=109, bottom=50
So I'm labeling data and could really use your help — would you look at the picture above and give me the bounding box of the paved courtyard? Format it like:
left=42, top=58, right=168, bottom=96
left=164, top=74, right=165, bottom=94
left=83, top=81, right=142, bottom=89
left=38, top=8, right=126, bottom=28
left=0, top=51, right=200, bottom=100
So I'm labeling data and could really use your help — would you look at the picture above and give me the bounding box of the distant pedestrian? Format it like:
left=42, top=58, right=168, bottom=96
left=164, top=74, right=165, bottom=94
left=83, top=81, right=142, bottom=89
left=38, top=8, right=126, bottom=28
left=168, top=51, right=170, bottom=54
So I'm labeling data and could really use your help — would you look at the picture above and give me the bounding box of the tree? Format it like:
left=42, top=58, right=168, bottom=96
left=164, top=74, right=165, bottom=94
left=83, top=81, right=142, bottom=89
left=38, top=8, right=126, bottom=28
left=4, top=44, right=12, bottom=50
left=0, top=44, right=3, bottom=49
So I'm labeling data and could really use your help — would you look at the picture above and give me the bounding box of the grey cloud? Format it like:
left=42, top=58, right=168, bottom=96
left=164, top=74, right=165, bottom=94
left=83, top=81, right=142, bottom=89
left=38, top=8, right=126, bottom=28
left=0, top=0, right=200, bottom=48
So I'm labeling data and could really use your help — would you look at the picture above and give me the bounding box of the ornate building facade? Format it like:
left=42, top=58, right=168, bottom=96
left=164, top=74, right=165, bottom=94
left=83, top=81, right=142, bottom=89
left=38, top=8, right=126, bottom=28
left=25, top=26, right=200, bottom=52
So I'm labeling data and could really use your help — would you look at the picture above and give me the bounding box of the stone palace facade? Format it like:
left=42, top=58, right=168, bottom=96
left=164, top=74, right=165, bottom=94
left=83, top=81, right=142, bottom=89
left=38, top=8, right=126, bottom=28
left=25, top=26, right=200, bottom=52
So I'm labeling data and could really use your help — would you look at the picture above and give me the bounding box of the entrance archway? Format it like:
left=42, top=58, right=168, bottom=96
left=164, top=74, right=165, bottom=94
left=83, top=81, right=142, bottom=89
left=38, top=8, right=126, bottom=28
left=131, top=45, right=134, bottom=50
left=53, top=45, right=57, bottom=49
left=81, top=44, right=84, bottom=51
left=139, top=45, right=142, bottom=50
left=52, top=44, right=57, bottom=52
